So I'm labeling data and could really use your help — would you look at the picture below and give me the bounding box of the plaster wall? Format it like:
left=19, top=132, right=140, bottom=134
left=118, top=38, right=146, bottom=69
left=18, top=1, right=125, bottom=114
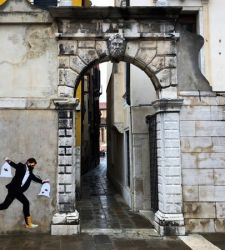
left=0, top=24, right=58, bottom=98
left=0, top=110, right=58, bottom=233
left=130, top=65, right=157, bottom=106
left=180, top=94, right=225, bottom=233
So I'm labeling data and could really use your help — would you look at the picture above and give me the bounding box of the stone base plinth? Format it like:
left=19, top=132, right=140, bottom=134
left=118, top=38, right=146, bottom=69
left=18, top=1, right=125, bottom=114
left=154, top=211, right=185, bottom=236
left=51, top=211, right=80, bottom=235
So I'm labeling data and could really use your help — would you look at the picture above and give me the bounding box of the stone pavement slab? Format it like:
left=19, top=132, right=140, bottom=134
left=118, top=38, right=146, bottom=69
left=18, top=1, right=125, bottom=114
left=180, top=234, right=221, bottom=250
left=201, top=233, right=225, bottom=250
left=77, top=159, right=154, bottom=232
left=0, top=233, right=192, bottom=250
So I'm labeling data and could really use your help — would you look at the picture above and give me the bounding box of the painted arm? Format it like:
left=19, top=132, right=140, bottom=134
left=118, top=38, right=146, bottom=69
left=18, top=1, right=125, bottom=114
left=31, top=173, right=43, bottom=184
left=5, top=158, right=18, bottom=169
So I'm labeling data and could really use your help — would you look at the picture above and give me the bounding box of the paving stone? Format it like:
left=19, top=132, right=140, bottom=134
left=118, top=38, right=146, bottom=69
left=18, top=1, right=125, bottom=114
left=94, top=235, right=112, bottom=244
left=77, top=157, right=153, bottom=230
left=202, top=233, right=225, bottom=250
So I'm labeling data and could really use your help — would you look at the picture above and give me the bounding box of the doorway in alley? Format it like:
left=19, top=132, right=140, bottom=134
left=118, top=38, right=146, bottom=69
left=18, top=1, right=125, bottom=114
left=76, top=62, right=154, bottom=231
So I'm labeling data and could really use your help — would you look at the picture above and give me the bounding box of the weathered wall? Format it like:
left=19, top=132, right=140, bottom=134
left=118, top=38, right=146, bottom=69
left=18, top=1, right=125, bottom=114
left=0, top=0, right=59, bottom=233
left=0, top=24, right=58, bottom=98
left=0, top=110, right=58, bottom=233
left=180, top=94, right=225, bottom=233
left=0, top=0, right=58, bottom=98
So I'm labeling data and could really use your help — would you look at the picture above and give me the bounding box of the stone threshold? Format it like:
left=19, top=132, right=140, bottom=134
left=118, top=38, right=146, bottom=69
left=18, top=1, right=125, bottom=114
left=81, top=228, right=160, bottom=239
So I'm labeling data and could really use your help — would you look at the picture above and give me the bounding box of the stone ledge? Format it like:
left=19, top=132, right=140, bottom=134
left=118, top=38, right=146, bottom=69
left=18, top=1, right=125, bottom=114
left=51, top=224, right=80, bottom=235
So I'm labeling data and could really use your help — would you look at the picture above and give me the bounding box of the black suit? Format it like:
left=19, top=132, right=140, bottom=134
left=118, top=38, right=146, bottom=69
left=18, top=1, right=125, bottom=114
left=0, top=161, right=42, bottom=218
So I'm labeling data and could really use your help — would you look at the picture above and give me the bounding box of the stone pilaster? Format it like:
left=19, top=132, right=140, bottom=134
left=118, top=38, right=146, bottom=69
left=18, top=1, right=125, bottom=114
left=151, top=99, right=185, bottom=235
left=51, top=98, right=80, bottom=235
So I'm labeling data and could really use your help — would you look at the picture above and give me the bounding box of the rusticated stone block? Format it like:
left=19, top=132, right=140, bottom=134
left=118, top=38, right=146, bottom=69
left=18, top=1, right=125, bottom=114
left=58, top=147, right=65, bottom=155
left=58, top=118, right=73, bottom=129
left=58, top=155, right=73, bottom=165
left=59, top=137, right=73, bottom=147
left=59, top=68, right=78, bottom=88
left=165, top=56, right=176, bottom=68
left=58, top=85, right=75, bottom=98
left=181, top=137, right=213, bottom=153
left=180, top=106, right=211, bottom=121
left=78, top=41, right=95, bottom=48
left=59, top=41, right=77, bottom=55
left=77, top=49, right=99, bottom=65
left=125, top=42, right=139, bottom=62
left=183, top=186, right=199, bottom=201
left=140, top=41, right=156, bottom=48
left=58, top=173, right=72, bottom=184
left=157, top=40, right=175, bottom=55
left=66, top=148, right=72, bottom=155
left=70, top=56, right=87, bottom=73
left=216, top=203, right=225, bottom=218
left=149, top=56, right=165, bottom=72
left=196, top=121, right=225, bottom=136
left=135, top=48, right=156, bottom=68
left=58, top=184, right=65, bottom=193
left=96, top=41, right=109, bottom=58
left=184, top=202, right=216, bottom=219
left=215, top=219, right=225, bottom=232
left=59, top=56, right=70, bottom=68
left=156, top=69, right=171, bottom=87
left=58, top=129, right=66, bottom=137
left=199, top=186, right=225, bottom=202
left=185, top=218, right=215, bottom=233
left=182, top=169, right=213, bottom=185
left=59, top=193, right=73, bottom=203
left=58, top=111, right=72, bottom=119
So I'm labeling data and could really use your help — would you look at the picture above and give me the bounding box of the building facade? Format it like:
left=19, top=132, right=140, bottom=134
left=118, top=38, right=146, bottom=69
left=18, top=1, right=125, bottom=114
left=0, top=0, right=224, bottom=235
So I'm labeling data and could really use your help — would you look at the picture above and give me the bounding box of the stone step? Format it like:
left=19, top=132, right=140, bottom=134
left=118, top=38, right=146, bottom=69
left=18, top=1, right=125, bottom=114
left=81, top=228, right=160, bottom=239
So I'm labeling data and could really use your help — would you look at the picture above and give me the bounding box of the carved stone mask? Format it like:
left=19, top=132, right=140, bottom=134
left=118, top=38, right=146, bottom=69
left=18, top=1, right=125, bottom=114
left=108, top=34, right=126, bottom=62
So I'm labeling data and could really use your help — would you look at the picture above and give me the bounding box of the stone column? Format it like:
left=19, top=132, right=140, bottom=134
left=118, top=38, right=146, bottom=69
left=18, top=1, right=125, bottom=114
left=151, top=99, right=185, bottom=236
left=51, top=98, right=80, bottom=235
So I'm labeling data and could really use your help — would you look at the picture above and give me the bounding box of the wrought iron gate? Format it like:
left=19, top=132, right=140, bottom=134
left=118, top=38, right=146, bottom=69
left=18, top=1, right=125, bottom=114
left=146, top=114, right=158, bottom=212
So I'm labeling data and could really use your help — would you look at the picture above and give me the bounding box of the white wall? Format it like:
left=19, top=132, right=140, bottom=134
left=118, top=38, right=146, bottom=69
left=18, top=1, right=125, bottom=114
left=130, top=65, right=157, bottom=106
left=208, top=0, right=225, bottom=91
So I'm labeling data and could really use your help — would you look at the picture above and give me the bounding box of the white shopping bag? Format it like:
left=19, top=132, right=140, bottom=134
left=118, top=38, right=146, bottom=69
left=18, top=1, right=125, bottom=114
left=0, top=162, right=12, bottom=178
left=38, top=182, right=50, bottom=198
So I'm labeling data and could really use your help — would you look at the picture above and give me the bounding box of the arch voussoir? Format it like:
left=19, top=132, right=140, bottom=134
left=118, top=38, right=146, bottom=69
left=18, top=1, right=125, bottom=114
left=135, top=48, right=156, bottom=68
left=77, top=48, right=99, bottom=66
left=70, top=55, right=87, bottom=74
left=96, top=40, right=110, bottom=60
left=125, top=41, right=139, bottom=63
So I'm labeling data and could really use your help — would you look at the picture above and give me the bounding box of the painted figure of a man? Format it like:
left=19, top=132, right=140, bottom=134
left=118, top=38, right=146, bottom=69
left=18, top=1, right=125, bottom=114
left=0, top=157, right=48, bottom=228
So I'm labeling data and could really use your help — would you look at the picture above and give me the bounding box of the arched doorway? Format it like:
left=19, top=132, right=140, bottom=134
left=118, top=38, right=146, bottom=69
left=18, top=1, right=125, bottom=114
left=51, top=6, right=185, bottom=236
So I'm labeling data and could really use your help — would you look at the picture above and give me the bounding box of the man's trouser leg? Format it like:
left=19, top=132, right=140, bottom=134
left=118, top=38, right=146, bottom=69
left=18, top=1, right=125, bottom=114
left=15, top=193, right=38, bottom=228
left=15, top=192, right=30, bottom=218
left=0, top=192, right=15, bottom=210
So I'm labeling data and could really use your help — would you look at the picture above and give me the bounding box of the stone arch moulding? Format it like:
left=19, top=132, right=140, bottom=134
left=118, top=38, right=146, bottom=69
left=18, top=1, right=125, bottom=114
left=50, top=7, right=182, bottom=98
left=57, top=36, right=178, bottom=97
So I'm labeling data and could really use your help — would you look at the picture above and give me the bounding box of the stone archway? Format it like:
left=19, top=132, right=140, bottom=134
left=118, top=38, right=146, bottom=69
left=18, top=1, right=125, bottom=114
left=50, top=6, right=185, bottom=236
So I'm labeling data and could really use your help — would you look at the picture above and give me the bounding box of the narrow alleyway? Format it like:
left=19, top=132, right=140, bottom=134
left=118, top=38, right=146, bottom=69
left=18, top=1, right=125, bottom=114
left=76, top=157, right=154, bottom=232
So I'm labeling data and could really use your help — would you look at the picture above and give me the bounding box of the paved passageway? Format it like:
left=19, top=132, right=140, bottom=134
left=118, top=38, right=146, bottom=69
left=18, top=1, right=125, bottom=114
left=77, top=157, right=154, bottom=231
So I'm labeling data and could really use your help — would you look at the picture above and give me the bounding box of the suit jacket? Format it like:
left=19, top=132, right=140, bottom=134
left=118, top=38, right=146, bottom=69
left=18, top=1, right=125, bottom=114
left=6, top=161, right=42, bottom=193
